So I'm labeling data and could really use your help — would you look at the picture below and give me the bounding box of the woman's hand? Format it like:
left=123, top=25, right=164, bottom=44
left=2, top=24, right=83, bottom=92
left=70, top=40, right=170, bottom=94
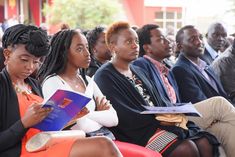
left=21, top=103, right=52, bottom=128
left=95, top=96, right=111, bottom=111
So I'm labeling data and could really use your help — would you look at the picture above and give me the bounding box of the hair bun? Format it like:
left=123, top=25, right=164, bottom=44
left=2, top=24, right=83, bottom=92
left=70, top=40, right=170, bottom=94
left=26, top=30, right=49, bottom=57
left=30, top=29, right=48, bottom=44
left=2, top=24, right=50, bottom=57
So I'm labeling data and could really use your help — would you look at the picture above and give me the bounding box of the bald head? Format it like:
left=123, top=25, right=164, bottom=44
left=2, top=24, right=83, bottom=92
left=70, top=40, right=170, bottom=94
left=206, top=22, right=227, bottom=52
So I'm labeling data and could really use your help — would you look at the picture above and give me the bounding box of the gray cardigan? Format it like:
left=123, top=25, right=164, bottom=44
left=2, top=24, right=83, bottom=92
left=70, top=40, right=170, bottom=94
left=211, top=46, right=235, bottom=102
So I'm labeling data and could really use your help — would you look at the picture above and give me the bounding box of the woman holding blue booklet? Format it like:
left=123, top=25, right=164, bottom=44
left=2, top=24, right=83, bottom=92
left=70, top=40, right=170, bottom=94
left=38, top=28, right=162, bottom=157
left=0, top=24, right=122, bottom=157
left=39, top=28, right=119, bottom=135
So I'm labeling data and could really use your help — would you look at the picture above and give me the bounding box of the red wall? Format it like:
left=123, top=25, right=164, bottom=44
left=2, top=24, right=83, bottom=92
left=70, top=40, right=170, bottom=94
left=122, top=0, right=144, bottom=27
left=166, top=7, right=182, bottom=12
left=123, top=0, right=183, bottom=27
left=144, top=7, right=161, bottom=24
left=7, top=0, right=18, bottom=18
left=0, top=6, right=4, bottom=22
left=144, top=6, right=182, bottom=25
left=29, top=0, right=40, bottom=26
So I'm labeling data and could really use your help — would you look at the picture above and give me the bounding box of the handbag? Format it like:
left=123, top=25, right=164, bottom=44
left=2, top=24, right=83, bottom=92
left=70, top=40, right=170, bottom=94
left=86, top=127, right=115, bottom=140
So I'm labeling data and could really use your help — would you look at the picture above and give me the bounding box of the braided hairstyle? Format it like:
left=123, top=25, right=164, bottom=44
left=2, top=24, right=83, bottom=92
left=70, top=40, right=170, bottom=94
left=86, top=26, right=105, bottom=55
left=37, top=29, right=88, bottom=85
left=2, top=24, right=49, bottom=57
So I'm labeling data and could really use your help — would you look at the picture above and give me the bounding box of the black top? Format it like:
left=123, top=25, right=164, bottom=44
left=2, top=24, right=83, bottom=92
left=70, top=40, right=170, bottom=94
left=0, top=68, right=42, bottom=157
left=94, top=62, right=218, bottom=148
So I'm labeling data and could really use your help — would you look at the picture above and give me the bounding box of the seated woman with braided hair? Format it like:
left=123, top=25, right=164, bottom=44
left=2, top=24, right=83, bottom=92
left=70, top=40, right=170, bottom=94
left=0, top=24, right=122, bottom=157
left=37, top=28, right=161, bottom=157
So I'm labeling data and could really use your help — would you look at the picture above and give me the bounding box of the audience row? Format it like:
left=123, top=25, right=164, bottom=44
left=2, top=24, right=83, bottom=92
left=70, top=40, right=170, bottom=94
left=0, top=21, right=235, bottom=157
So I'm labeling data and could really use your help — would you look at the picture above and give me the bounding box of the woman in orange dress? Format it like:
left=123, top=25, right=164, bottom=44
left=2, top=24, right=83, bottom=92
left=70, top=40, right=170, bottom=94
left=0, top=24, right=122, bottom=157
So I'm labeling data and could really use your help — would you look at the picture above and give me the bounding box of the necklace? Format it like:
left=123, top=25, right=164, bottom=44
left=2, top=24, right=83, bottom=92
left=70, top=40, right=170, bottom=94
left=74, top=74, right=86, bottom=89
left=13, top=82, right=32, bottom=94
left=60, top=74, right=86, bottom=92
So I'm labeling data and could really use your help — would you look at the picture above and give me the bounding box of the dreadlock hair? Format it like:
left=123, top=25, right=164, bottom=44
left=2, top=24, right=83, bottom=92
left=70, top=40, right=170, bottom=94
left=2, top=24, right=49, bottom=57
left=37, top=29, right=89, bottom=85
left=136, top=24, right=159, bottom=57
left=86, top=26, right=105, bottom=55
left=37, top=29, right=75, bottom=81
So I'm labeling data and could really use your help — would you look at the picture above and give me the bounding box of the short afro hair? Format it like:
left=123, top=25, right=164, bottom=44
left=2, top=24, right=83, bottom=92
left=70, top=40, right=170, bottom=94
left=137, top=24, right=159, bottom=56
left=105, top=21, right=130, bottom=49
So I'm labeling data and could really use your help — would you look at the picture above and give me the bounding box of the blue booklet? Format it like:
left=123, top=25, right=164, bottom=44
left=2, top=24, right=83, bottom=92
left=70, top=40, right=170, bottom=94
left=140, top=103, right=202, bottom=117
left=33, top=89, right=91, bottom=131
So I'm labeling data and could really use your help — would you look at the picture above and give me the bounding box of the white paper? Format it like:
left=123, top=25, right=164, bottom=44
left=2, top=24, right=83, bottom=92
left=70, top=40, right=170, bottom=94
left=140, top=103, right=202, bottom=117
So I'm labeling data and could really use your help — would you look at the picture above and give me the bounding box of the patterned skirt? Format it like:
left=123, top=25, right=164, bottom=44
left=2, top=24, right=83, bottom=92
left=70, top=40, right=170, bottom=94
left=145, top=129, right=182, bottom=157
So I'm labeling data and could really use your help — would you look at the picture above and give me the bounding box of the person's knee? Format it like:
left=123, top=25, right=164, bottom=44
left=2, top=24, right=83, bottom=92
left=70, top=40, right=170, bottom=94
left=71, top=137, right=122, bottom=157
left=169, top=140, right=199, bottom=157
left=181, top=140, right=200, bottom=156
left=207, top=96, right=233, bottom=113
left=194, top=137, right=211, bottom=147
left=95, top=137, right=121, bottom=157
left=95, top=136, right=113, bottom=147
left=194, top=137, right=214, bottom=157
left=211, top=96, right=230, bottom=105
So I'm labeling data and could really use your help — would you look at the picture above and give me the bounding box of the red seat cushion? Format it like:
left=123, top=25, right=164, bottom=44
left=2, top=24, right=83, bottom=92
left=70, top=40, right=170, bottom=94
left=114, top=140, right=162, bottom=157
